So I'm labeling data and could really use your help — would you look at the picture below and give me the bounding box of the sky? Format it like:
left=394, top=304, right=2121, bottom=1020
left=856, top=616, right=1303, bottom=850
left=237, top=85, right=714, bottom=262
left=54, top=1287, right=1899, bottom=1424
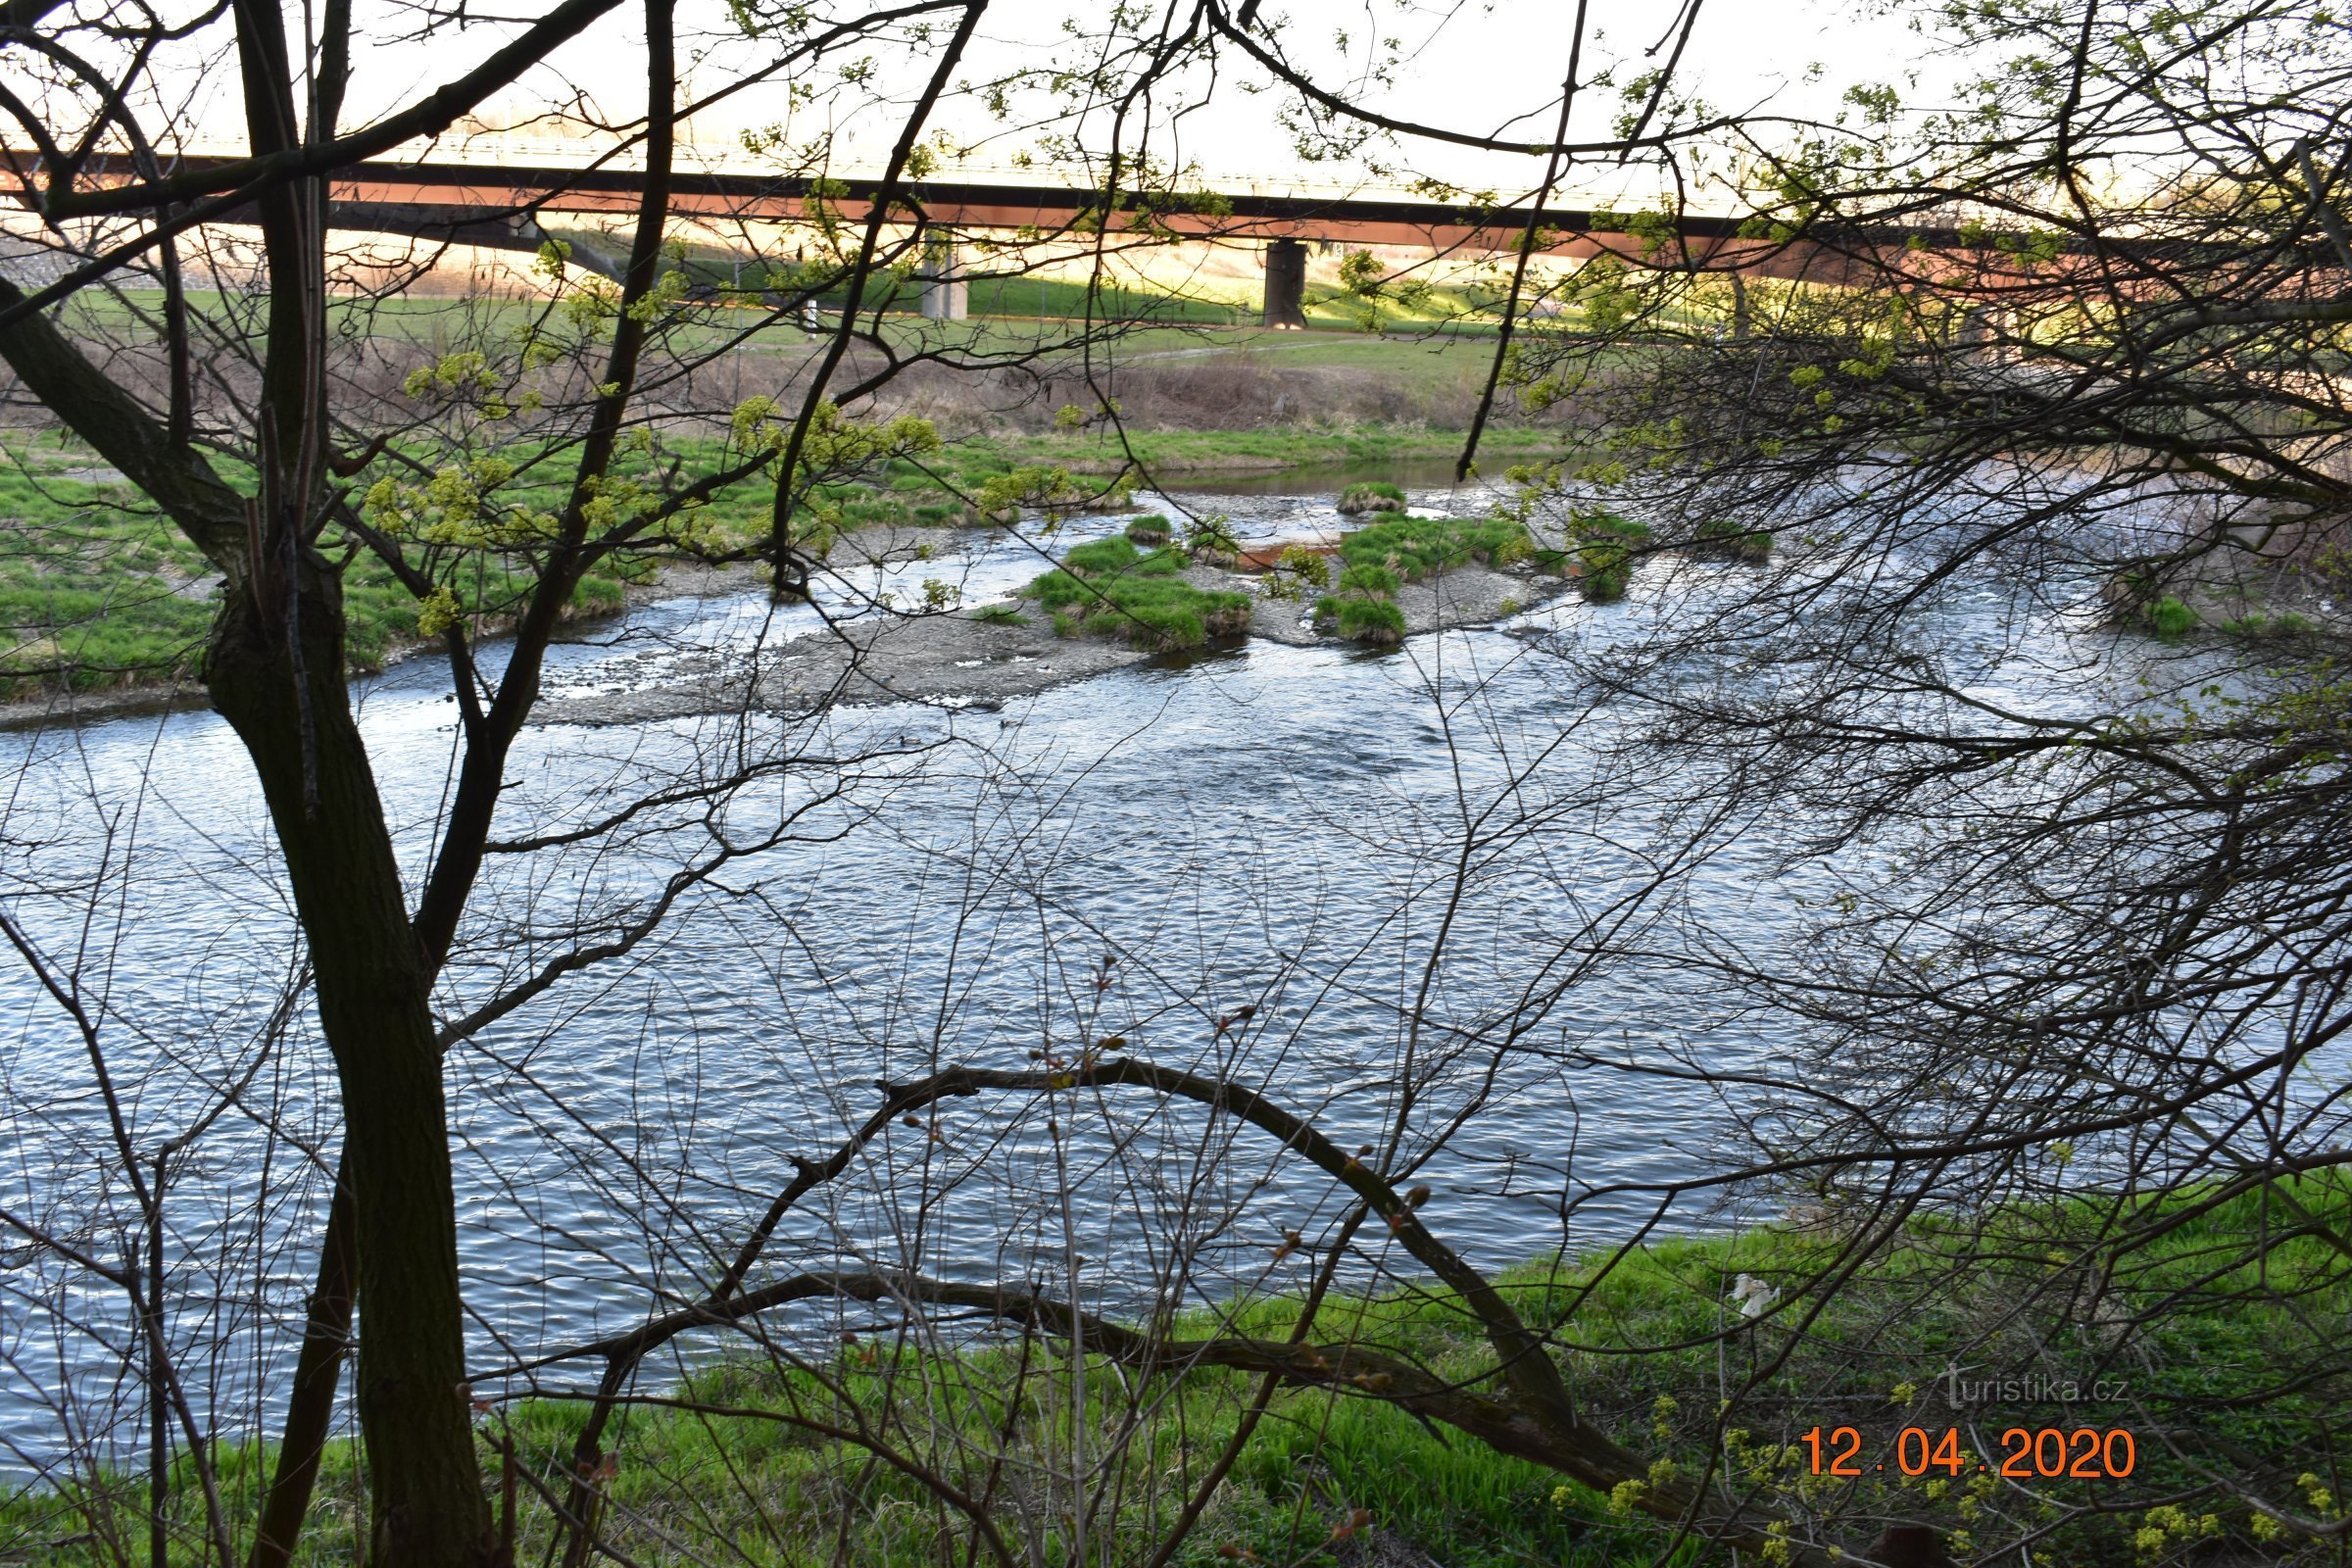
left=154, top=0, right=1936, bottom=203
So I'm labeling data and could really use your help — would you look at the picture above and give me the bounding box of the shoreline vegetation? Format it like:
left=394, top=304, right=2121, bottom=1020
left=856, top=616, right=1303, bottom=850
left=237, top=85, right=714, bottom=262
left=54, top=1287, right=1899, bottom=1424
left=5, top=1178, right=2340, bottom=1566
left=0, top=421, right=1563, bottom=729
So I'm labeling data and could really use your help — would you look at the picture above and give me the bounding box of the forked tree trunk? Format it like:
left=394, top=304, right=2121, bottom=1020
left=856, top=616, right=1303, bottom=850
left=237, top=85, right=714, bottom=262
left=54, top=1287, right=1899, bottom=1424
left=207, top=567, right=495, bottom=1567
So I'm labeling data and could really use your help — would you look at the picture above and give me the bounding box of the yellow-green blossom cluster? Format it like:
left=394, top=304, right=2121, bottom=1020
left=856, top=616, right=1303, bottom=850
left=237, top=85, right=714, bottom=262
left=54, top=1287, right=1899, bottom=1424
left=2133, top=1503, right=2221, bottom=1560
left=731, top=397, right=942, bottom=477
left=363, top=457, right=558, bottom=549
left=402, top=352, right=500, bottom=401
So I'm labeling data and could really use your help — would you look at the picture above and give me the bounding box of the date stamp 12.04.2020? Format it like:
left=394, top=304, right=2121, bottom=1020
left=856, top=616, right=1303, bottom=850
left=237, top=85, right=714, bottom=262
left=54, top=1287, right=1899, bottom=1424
left=1802, top=1425, right=2138, bottom=1480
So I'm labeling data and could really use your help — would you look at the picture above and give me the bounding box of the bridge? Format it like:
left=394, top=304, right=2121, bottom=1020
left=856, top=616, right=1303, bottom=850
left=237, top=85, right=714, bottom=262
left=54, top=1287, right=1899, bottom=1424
left=8, top=150, right=2016, bottom=326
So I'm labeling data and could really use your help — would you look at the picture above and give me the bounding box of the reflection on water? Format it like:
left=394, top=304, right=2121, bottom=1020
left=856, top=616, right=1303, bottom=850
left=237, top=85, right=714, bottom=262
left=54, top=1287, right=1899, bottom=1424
left=0, top=481, right=2120, bottom=1471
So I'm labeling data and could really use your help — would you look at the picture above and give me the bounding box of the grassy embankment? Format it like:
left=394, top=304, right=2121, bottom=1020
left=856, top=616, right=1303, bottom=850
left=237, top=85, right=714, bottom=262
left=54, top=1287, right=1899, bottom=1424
left=660, top=252, right=1534, bottom=335
left=5, top=1177, right=2342, bottom=1566
left=60, top=275, right=1528, bottom=359
left=0, top=420, right=1560, bottom=702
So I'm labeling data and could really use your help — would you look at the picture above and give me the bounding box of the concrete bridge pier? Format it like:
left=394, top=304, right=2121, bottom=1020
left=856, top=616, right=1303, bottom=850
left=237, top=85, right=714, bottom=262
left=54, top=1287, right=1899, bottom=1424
left=1262, top=238, right=1308, bottom=329
left=917, top=234, right=967, bottom=320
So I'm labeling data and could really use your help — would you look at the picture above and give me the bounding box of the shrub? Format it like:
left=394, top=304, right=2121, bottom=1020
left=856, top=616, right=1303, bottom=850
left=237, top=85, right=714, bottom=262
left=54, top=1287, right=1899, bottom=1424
left=1185, top=515, right=1243, bottom=566
left=1578, top=542, right=1633, bottom=602
left=971, top=465, right=1137, bottom=523
left=1569, top=514, right=1650, bottom=603
left=2145, top=595, right=2198, bottom=636
left=1337, top=479, right=1409, bottom=514
left=1692, top=515, right=1773, bottom=563
left=1491, top=529, right=1536, bottom=567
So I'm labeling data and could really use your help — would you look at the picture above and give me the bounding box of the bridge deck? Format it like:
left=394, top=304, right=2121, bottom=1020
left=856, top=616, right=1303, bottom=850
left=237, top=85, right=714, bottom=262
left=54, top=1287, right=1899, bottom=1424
left=9, top=152, right=1838, bottom=267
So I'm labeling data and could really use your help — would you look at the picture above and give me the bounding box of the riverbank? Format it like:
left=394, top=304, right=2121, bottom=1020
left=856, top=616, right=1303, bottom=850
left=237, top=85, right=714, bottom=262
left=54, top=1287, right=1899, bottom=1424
left=8, top=1176, right=2337, bottom=1566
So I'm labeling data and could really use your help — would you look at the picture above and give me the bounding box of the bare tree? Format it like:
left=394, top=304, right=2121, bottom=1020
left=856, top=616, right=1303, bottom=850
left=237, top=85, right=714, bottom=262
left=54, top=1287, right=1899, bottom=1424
left=20, top=0, right=2341, bottom=1565
left=1454, top=0, right=2352, bottom=1557
left=0, top=0, right=1733, bottom=1560
left=0, top=0, right=1356, bottom=1556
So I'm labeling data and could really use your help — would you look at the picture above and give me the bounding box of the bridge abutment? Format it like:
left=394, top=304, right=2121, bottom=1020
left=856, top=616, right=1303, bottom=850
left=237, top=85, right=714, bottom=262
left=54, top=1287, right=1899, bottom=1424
left=1262, top=238, right=1308, bottom=329
left=918, top=235, right=968, bottom=320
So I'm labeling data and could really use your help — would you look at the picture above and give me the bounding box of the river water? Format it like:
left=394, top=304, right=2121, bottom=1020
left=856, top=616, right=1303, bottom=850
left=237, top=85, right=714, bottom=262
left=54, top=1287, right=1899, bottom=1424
left=0, top=475, right=2192, bottom=1474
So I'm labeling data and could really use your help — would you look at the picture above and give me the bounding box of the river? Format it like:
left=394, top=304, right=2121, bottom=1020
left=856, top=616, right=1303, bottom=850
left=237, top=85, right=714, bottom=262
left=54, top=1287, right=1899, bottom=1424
left=0, top=474, right=2180, bottom=1475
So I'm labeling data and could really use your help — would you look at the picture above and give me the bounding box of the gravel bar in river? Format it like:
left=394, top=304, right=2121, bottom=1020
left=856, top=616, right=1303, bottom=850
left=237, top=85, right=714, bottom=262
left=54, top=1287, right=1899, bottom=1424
left=529, top=560, right=1565, bottom=725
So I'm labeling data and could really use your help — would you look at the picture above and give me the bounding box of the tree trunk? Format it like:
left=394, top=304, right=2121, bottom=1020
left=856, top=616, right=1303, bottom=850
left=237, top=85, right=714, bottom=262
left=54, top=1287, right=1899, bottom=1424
left=0, top=267, right=493, bottom=1564
left=207, top=564, right=494, bottom=1568
left=248, top=1170, right=352, bottom=1568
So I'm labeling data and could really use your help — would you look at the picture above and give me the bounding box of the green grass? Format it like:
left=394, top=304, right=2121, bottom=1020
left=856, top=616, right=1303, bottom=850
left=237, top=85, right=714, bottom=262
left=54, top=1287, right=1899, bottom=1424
left=1024, top=535, right=1250, bottom=650
left=1211, top=1175, right=2352, bottom=1565
left=965, top=272, right=1246, bottom=325
left=13, top=1179, right=2339, bottom=1566
left=6, top=415, right=876, bottom=698
left=0, top=441, right=566, bottom=695
left=2145, top=593, right=2199, bottom=637
left=0, top=429, right=687, bottom=698
left=0, top=447, right=223, bottom=692
left=1320, top=592, right=1407, bottom=643
left=1314, top=563, right=1407, bottom=644
left=664, top=256, right=1518, bottom=335
left=0, top=1327, right=1678, bottom=1568
left=2216, top=610, right=2315, bottom=638
left=57, top=281, right=1662, bottom=404
left=667, top=259, right=1250, bottom=326
left=980, top=422, right=1559, bottom=476
left=0, top=412, right=1576, bottom=701
left=1331, top=512, right=1533, bottom=583
left=1336, top=480, right=1408, bottom=515
left=1692, top=515, right=1773, bottom=564
left=1311, top=513, right=1546, bottom=644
